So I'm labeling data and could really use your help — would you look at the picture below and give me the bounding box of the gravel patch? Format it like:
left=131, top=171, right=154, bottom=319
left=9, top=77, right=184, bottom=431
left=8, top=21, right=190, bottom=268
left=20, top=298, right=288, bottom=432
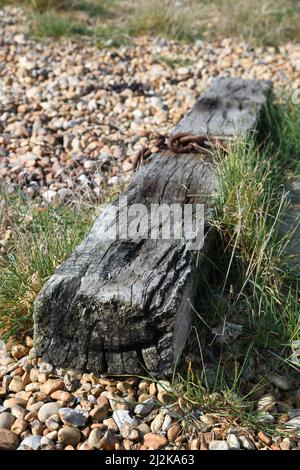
left=1, top=339, right=300, bottom=450
left=0, top=7, right=300, bottom=202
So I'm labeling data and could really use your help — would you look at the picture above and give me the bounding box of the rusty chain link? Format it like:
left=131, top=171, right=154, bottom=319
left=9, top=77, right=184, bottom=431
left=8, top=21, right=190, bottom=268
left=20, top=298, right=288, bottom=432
left=130, top=132, right=228, bottom=171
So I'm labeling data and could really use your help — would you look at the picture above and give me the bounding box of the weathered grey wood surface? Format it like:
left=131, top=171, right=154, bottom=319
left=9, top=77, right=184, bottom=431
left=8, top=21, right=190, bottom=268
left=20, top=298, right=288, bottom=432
left=34, top=77, right=271, bottom=376
left=280, top=176, right=300, bottom=275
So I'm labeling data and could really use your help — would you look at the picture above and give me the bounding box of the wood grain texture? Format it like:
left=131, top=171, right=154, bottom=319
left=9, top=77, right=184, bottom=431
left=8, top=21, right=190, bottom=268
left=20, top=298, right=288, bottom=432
left=34, top=77, right=272, bottom=376
left=279, top=176, right=300, bottom=275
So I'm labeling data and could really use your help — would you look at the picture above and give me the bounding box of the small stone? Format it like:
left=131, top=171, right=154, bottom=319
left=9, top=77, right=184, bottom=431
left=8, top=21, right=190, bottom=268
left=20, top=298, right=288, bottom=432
left=138, top=380, right=150, bottom=391
left=25, top=337, right=33, bottom=348
left=143, top=432, right=167, bottom=450
left=256, top=411, right=275, bottom=424
left=178, top=66, right=190, bottom=76
left=267, top=373, right=294, bottom=391
left=27, top=401, right=44, bottom=413
left=137, top=422, right=151, bottom=436
left=40, top=436, right=55, bottom=448
left=21, top=371, right=31, bottom=387
left=108, top=176, right=120, bottom=186
left=157, top=391, right=169, bottom=403
left=106, top=393, right=129, bottom=411
left=38, top=402, right=60, bottom=423
left=122, top=160, right=133, bottom=173
left=239, top=435, right=255, bottom=450
left=199, top=414, right=214, bottom=427
left=0, top=428, right=19, bottom=450
left=78, top=441, right=94, bottom=450
left=59, top=408, right=88, bottom=428
left=0, top=412, right=15, bottom=430
left=134, top=398, right=156, bottom=416
left=83, top=160, right=97, bottom=170
left=227, top=433, right=240, bottom=450
left=157, top=380, right=171, bottom=393
left=270, top=443, right=281, bottom=450
left=285, top=417, right=300, bottom=430
left=8, top=376, right=24, bottom=393
left=58, top=188, right=73, bottom=202
left=31, top=419, right=44, bottom=435
left=16, top=389, right=31, bottom=401
left=103, top=418, right=118, bottom=432
left=18, top=434, right=42, bottom=450
left=40, top=379, right=64, bottom=395
left=97, top=395, right=110, bottom=408
left=25, top=382, right=40, bottom=392
left=90, top=404, right=108, bottom=422
left=45, top=414, right=61, bottom=431
left=258, top=431, right=272, bottom=446
left=167, top=424, right=181, bottom=442
left=161, top=414, right=172, bottom=432
left=209, top=440, right=229, bottom=450
left=99, top=430, right=118, bottom=450
left=46, top=431, right=58, bottom=441
left=257, top=393, right=276, bottom=411
left=11, top=345, right=28, bottom=360
left=25, top=411, right=38, bottom=422
left=58, top=426, right=81, bottom=447
left=150, top=413, right=164, bottom=433
left=50, top=390, right=71, bottom=403
left=88, top=428, right=104, bottom=449
left=11, top=405, right=27, bottom=419
left=42, top=190, right=57, bottom=202
left=149, top=383, right=157, bottom=396
left=190, top=438, right=199, bottom=450
left=30, top=369, right=39, bottom=383
left=132, top=109, right=144, bottom=122
left=127, top=429, right=140, bottom=442
left=11, top=418, right=27, bottom=436
left=112, top=410, right=137, bottom=433
left=280, top=438, right=292, bottom=450
left=4, top=398, right=27, bottom=409
left=39, top=363, right=53, bottom=375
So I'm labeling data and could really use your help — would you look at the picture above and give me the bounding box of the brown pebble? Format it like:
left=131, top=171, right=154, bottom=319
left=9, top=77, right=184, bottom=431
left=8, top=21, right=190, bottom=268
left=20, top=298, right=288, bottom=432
left=11, top=418, right=27, bottom=436
left=50, top=390, right=71, bottom=402
left=190, top=438, right=199, bottom=450
left=167, top=424, right=181, bottom=442
left=90, top=423, right=107, bottom=430
left=143, top=432, right=167, bottom=450
left=40, top=379, right=64, bottom=395
left=21, top=372, right=31, bottom=387
left=258, top=431, right=272, bottom=446
left=270, top=443, right=281, bottom=450
left=11, top=345, right=28, bottom=360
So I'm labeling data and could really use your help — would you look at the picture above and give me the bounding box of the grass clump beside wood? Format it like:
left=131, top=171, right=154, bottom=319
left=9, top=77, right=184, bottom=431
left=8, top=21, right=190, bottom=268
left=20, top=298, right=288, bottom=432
left=0, top=192, right=95, bottom=339
left=168, top=99, right=300, bottom=432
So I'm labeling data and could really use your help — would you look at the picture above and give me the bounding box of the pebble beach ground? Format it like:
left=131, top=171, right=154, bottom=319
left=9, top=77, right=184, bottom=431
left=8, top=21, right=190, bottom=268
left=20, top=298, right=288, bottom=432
left=1, top=337, right=300, bottom=450
left=0, top=6, right=300, bottom=451
left=1, top=7, right=300, bottom=202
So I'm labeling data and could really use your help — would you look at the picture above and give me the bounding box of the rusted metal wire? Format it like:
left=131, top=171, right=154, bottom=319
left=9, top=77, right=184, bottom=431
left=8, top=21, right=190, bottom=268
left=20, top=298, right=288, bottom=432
left=130, top=132, right=228, bottom=171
